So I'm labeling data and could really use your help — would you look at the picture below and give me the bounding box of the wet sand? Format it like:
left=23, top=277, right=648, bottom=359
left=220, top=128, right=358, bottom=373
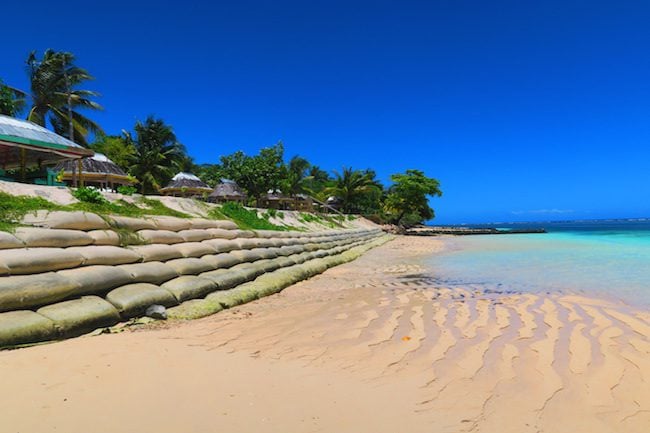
left=1, top=236, right=649, bottom=432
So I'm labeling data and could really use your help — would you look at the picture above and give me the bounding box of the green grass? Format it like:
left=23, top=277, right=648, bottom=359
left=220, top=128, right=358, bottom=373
left=0, top=191, right=63, bottom=232
left=0, top=190, right=191, bottom=232
left=210, top=202, right=288, bottom=231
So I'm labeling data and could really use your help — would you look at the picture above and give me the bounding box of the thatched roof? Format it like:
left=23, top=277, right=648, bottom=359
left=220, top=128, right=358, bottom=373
left=54, top=153, right=128, bottom=177
left=209, top=179, right=246, bottom=199
left=160, top=172, right=211, bottom=192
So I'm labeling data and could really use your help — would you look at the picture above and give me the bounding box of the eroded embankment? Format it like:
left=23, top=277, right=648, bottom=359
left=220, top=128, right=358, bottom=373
left=0, top=210, right=388, bottom=348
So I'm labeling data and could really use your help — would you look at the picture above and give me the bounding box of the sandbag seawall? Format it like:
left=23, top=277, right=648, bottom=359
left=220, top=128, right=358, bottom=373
left=0, top=211, right=386, bottom=348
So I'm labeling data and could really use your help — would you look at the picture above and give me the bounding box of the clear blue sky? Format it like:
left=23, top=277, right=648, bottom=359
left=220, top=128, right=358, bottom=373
left=3, top=0, right=650, bottom=224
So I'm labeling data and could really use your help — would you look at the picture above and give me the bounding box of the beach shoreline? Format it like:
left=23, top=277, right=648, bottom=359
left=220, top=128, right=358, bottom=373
left=1, top=235, right=648, bottom=433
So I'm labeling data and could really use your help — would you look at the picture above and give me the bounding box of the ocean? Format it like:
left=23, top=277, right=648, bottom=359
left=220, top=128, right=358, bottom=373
left=426, top=219, right=650, bottom=306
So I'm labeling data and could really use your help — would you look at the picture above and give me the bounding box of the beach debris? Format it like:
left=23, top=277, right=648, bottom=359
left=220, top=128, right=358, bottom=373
left=145, top=304, right=168, bottom=320
left=402, top=336, right=411, bottom=341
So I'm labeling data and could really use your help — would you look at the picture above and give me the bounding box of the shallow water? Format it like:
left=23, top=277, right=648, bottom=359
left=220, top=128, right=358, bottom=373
left=427, top=220, right=650, bottom=306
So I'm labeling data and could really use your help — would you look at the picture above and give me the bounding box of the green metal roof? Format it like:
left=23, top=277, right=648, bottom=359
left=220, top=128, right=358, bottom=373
left=0, top=114, right=92, bottom=156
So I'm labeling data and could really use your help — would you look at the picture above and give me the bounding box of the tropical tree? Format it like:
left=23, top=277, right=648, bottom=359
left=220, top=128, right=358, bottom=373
left=283, top=155, right=311, bottom=196
left=219, top=141, right=286, bottom=203
left=25, top=49, right=102, bottom=145
left=325, top=167, right=383, bottom=214
left=0, top=79, right=26, bottom=117
left=384, top=169, right=442, bottom=226
left=127, top=116, right=187, bottom=194
left=90, top=133, right=136, bottom=169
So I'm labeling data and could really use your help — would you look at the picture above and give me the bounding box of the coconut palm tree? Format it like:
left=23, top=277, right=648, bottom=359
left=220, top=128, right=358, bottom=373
left=283, top=155, right=311, bottom=196
left=127, top=116, right=187, bottom=194
left=325, top=167, right=383, bottom=213
left=0, top=79, right=26, bottom=116
left=25, top=49, right=103, bottom=145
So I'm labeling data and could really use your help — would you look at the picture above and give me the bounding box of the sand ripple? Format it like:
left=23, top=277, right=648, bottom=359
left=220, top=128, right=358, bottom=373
left=186, top=236, right=650, bottom=433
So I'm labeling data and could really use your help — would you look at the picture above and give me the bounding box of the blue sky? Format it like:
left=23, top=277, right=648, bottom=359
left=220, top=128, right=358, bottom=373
left=3, top=0, right=650, bottom=224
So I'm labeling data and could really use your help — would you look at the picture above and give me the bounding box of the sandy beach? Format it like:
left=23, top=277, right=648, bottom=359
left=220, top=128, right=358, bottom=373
left=1, top=236, right=649, bottom=433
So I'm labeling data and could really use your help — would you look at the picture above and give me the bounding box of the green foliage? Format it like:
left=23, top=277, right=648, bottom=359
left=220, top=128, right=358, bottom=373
left=213, top=202, right=288, bottom=231
left=219, top=142, right=286, bottom=202
left=72, top=187, right=107, bottom=204
left=138, top=197, right=190, bottom=218
left=325, top=167, right=383, bottom=214
left=25, top=49, right=103, bottom=145
left=126, top=116, right=188, bottom=194
left=117, top=185, right=137, bottom=196
left=90, top=133, right=136, bottom=169
left=0, top=79, right=25, bottom=117
left=277, top=211, right=285, bottom=219
left=299, top=212, right=321, bottom=223
left=384, top=169, right=442, bottom=227
left=263, top=208, right=278, bottom=219
left=0, top=192, right=62, bottom=231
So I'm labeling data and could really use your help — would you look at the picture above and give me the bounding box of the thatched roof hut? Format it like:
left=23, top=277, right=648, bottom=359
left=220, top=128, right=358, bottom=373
left=207, top=179, right=247, bottom=203
left=54, top=153, right=132, bottom=190
left=160, top=172, right=212, bottom=197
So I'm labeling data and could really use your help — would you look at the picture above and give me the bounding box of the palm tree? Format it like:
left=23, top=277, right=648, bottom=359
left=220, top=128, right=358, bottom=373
left=127, top=116, right=187, bottom=194
left=25, top=49, right=103, bottom=145
left=284, top=155, right=311, bottom=196
left=0, top=79, right=26, bottom=116
left=325, top=167, right=383, bottom=213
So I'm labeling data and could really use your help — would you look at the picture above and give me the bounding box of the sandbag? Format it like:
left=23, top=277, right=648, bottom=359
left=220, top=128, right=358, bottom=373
left=0, top=247, right=84, bottom=275
left=229, top=263, right=266, bottom=280
left=58, top=265, right=134, bottom=295
left=118, top=262, right=178, bottom=284
left=274, top=256, right=297, bottom=268
left=165, top=258, right=214, bottom=275
left=188, top=218, right=220, bottom=229
left=235, top=238, right=260, bottom=249
left=13, top=227, right=94, bottom=248
left=109, top=216, right=156, bottom=231
left=231, top=229, right=256, bottom=238
left=211, top=220, right=238, bottom=230
left=177, top=229, right=213, bottom=242
left=66, top=245, right=142, bottom=265
left=250, top=248, right=278, bottom=260
left=137, top=229, right=184, bottom=245
left=0, top=272, right=80, bottom=312
left=202, top=238, right=239, bottom=253
left=128, top=244, right=183, bottom=262
left=253, top=259, right=282, bottom=273
left=288, top=253, right=308, bottom=264
left=161, top=276, right=218, bottom=302
left=149, top=216, right=192, bottom=231
left=174, top=242, right=216, bottom=258
left=230, top=249, right=264, bottom=262
left=0, top=310, right=57, bottom=347
left=200, top=269, right=250, bottom=290
left=205, top=228, right=238, bottom=240
left=106, top=283, right=178, bottom=318
left=167, top=298, right=223, bottom=320
left=0, top=232, right=24, bottom=249
left=200, top=253, right=241, bottom=270
left=204, top=288, right=247, bottom=309
left=22, top=210, right=109, bottom=231
left=37, top=296, right=121, bottom=335
left=87, top=230, right=121, bottom=246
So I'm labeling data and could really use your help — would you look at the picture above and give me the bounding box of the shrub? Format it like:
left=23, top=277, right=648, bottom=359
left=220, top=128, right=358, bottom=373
left=72, top=187, right=107, bottom=204
left=215, top=202, right=287, bottom=231
left=117, top=185, right=137, bottom=196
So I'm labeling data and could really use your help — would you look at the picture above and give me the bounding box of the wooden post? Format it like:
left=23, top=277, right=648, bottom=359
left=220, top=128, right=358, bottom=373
left=77, top=159, right=84, bottom=187
left=20, top=148, right=26, bottom=182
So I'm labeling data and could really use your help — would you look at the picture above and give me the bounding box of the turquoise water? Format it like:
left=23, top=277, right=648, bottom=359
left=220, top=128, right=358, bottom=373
left=427, top=220, right=650, bottom=306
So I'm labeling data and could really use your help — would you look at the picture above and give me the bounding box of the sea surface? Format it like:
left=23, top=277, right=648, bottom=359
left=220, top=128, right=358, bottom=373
left=426, top=220, right=650, bottom=306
